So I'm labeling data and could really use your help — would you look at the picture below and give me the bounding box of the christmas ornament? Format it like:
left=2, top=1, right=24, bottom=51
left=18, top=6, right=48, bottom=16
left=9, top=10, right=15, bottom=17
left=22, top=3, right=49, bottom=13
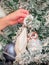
left=15, top=27, right=27, bottom=55
left=3, top=43, right=16, bottom=62
left=27, top=32, right=42, bottom=52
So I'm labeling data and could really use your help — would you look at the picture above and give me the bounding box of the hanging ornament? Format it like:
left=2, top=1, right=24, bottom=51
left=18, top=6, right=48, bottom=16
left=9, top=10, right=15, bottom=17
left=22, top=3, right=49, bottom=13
left=3, top=43, right=16, bottom=62
left=15, top=27, right=27, bottom=55
left=27, top=32, right=42, bottom=52
left=23, top=14, right=33, bottom=28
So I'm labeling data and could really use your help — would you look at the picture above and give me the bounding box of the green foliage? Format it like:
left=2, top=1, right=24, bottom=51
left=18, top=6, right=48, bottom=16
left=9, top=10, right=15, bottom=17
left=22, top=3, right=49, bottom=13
left=0, top=0, right=19, bottom=14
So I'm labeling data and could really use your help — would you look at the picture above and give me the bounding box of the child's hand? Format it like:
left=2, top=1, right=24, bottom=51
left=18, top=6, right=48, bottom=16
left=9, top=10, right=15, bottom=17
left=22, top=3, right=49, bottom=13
left=4, top=9, right=29, bottom=25
left=0, top=9, right=29, bottom=30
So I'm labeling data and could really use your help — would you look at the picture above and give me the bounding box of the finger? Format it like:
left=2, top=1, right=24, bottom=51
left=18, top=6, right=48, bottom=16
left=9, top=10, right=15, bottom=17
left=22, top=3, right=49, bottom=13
left=19, top=9, right=29, bottom=15
left=17, top=13, right=27, bottom=19
left=9, top=13, right=27, bottom=25
left=10, top=18, right=24, bottom=25
left=9, top=20, right=18, bottom=25
left=17, top=18, right=24, bottom=23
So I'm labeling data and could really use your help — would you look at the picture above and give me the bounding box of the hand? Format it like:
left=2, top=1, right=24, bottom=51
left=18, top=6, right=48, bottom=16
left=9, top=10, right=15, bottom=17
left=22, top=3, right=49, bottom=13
left=4, top=9, right=29, bottom=25
left=0, top=9, right=29, bottom=30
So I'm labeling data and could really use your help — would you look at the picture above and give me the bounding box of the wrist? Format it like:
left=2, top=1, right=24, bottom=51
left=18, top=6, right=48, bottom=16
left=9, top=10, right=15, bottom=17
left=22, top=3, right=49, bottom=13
left=2, top=17, right=10, bottom=26
left=0, top=18, right=9, bottom=30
